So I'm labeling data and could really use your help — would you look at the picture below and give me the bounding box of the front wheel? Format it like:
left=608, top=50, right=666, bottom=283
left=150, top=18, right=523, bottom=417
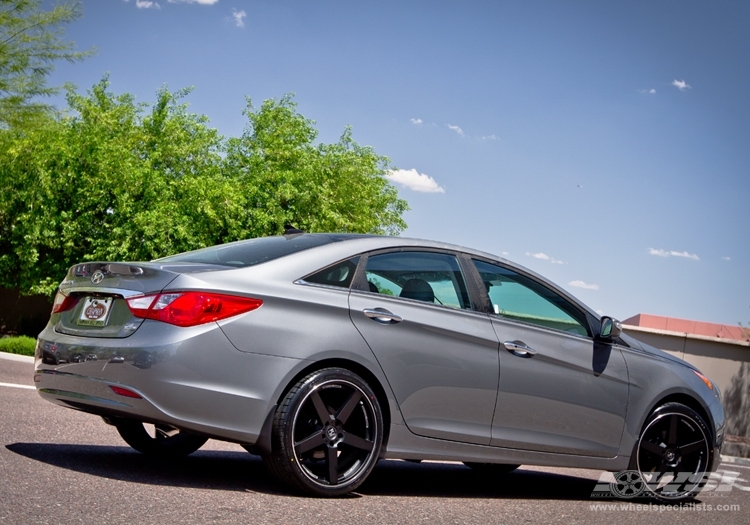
left=114, top=419, right=208, bottom=458
left=631, top=402, right=713, bottom=502
left=264, top=368, right=384, bottom=497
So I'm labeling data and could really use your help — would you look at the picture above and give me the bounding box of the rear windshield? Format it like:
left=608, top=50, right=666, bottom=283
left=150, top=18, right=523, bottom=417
left=156, top=234, right=352, bottom=268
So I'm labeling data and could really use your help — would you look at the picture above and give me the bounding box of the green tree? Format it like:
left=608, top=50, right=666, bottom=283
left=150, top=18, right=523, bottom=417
left=0, top=77, right=228, bottom=294
left=0, top=0, right=93, bottom=128
left=224, top=95, right=407, bottom=236
left=0, top=80, right=408, bottom=296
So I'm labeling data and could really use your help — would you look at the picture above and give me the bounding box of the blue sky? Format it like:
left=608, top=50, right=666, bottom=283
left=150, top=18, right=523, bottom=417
left=44, top=0, right=749, bottom=326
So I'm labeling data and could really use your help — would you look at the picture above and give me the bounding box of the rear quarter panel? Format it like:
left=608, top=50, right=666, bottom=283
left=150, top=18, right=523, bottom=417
left=213, top=277, right=404, bottom=429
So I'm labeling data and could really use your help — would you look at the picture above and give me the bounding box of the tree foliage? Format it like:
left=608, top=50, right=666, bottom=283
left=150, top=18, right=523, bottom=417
left=0, top=0, right=93, bottom=128
left=225, top=95, right=407, bottom=236
left=0, top=78, right=408, bottom=296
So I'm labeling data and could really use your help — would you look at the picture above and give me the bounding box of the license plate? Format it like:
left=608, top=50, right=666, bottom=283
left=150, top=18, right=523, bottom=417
left=77, top=297, right=114, bottom=327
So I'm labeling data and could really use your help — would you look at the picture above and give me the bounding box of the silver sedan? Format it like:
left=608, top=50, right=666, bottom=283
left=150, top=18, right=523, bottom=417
left=34, top=233, right=724, bottom=500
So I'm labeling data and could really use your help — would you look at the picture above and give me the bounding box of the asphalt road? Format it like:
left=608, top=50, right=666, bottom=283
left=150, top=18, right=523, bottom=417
left=1, top=352, right=748, bottom=525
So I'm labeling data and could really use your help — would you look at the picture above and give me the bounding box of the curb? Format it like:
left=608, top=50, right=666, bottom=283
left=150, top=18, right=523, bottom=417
left=0, top=351, right=34, bottom=364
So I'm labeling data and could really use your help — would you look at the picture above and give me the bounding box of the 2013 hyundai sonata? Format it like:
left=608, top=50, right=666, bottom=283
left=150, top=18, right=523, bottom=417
left=34, top=233, right=724, bottom=499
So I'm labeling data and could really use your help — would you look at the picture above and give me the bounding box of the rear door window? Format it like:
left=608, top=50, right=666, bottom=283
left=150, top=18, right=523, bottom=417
left=364, top=251, right=471, bottom=310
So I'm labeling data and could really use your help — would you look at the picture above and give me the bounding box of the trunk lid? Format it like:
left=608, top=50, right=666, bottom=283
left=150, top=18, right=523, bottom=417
left=53, top=261, right=225, bottom=338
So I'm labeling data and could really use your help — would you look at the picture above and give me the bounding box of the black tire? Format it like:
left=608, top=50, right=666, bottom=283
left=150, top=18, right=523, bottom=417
left=630, top=402, right=713, bottom=502
left=114, top=419, right=208, bottom=458
left=463, top=462, right=519, bottom=474
left=264, top=368, right=384, bottom=497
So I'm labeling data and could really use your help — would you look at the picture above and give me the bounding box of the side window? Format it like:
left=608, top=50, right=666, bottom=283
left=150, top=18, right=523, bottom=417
left=473, top=259, right=590, bottom=337
left=364, top=251, right=471, bottom=309
left=303, top=257, right=359, bottom=288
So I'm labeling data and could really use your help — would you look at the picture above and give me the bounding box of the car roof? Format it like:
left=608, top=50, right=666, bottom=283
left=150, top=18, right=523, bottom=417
left=285, top=233, right=505, bottom=260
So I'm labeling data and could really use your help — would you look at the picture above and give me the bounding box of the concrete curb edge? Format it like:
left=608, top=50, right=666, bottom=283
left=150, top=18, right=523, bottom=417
left=0, top=351, right=34, bottom=363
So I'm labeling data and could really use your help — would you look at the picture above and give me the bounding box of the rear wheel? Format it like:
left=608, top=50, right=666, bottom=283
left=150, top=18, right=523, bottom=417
left=114, top=419, right=208, bottom=458
left=264, top=368, right=384, bottom=497
left=631, top=402, right=712, bottom=502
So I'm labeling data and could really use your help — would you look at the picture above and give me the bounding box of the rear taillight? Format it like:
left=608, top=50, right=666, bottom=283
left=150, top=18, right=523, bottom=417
left=51, top=291, right=79, bottom=314
left=126, top=292, right=262, bottom=327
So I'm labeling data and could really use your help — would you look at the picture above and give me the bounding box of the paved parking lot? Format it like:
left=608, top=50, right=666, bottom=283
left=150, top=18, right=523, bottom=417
left=1, top=352, right=748, bottom=524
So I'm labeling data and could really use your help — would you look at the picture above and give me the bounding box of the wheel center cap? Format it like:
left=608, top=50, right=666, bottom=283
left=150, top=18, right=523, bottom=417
left=326, top=426, right=338, bottom=440
left=664, top=449, right=676, bottom=462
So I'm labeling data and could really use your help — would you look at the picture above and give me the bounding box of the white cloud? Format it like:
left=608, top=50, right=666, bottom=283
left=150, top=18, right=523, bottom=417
left=671, top=250, right=699, bottom=260
left=410, top=118, right=423, bottom=125
left=639, top=88, right=656, bottom=94
left=648, top=248, right=699, bottom=260
left=231, top=8, right=246, bottom=27
left=168, top=0, right=219, bottom=5
left=526, top=252, right=563, bottom=264
left=569, top=280, right=599, bottom=290
left=722, top=256, right=731, bottom=261
left=386, top=169, right=445, bottom=193
left=134, top=0, right=161, bottom=8
left=447, top=124, right=464, bottom=136
left=672, top=79, right=691, bottom=91
left=479, top=134, right=499, bottom=141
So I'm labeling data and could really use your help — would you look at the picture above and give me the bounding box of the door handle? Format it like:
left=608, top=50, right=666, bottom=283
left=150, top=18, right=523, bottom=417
left=504, top=340, right=537, bottom=357
left=363, top=308, right=403, bottom=325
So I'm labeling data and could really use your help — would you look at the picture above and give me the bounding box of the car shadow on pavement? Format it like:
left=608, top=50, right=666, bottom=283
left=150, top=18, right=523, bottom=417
left=361, top=460, right=600, bottom=500
left=6, top=443, right=282, bottom=492
left=6, top=442, right=601, bottom=500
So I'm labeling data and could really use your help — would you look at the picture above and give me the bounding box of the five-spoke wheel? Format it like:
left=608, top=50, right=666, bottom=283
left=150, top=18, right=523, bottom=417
left=632, top=402, right=712, bottom=502
left=265, top=368, right=384, bottom=496
left=114, top=419, right=208, bottom=458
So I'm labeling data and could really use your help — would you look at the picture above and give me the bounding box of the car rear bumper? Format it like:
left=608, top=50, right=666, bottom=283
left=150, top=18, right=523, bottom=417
left=34, top=321, right=303, bottom=444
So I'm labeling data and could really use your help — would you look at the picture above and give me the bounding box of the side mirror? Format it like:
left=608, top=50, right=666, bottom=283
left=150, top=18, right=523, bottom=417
left=600, top=316, right=622, bottom=340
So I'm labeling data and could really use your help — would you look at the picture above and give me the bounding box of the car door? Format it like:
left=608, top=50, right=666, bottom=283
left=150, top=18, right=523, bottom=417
left=471, top=258, right=629, bottom=457
left=348, top=250, right=500, bottom=445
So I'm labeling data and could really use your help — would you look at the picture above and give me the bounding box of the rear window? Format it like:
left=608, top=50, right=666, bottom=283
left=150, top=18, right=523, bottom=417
left=156, top=234, right=352, bottom=268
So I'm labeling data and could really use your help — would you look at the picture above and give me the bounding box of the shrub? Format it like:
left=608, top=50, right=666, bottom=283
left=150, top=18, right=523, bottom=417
left=0, top=336, right=36, bottom=356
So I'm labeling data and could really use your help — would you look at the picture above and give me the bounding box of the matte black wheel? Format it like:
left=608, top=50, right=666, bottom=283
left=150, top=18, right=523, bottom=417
left=265, top=368, right=384, bottom=497
left=114, top=419, right=208, bottom=458
left=632, top=403, right=712, bottom=502
left=463, top=462, right=519, bottom=474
